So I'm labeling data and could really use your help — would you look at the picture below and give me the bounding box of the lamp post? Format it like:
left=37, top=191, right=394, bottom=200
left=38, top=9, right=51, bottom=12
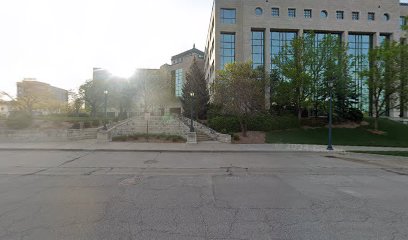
left=190, top=92, right=195, bottom=132
left=327, top=79, right=334, bottom=151
left=103, top=90, right=108, bottom=130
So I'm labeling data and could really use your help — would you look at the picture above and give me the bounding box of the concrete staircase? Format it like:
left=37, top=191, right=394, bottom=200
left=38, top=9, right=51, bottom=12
left=106, top=115, right=231, bottom=143
left=109, top=115, right=190, bottom=138
left=196, top=131, right=213, bottom=142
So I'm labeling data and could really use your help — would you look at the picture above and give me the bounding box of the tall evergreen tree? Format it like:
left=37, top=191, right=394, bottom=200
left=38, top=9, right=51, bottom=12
left=181, top=58, right=210, bottom=120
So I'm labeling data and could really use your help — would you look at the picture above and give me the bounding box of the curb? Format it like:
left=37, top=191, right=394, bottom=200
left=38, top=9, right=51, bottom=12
left=0, top=148, right=343, bottom=153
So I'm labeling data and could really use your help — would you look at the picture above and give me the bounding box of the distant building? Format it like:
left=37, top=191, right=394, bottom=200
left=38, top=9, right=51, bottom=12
left=169, top=45, right=205, bottom=98
left=93, top=45, right=205, bottom=116
left=16, top=78, right=68, bottom=114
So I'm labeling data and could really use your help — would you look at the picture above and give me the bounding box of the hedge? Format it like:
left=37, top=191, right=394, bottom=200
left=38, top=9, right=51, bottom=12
left=208, top=114, right=300, bottom=133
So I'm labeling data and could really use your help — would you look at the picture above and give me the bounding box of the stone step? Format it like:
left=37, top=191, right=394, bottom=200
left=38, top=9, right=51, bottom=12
left=196, top=132, right=213, bottom=141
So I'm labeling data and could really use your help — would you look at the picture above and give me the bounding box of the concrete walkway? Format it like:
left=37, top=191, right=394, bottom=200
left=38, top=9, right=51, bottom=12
left=0, top=140, right=407, bottom=153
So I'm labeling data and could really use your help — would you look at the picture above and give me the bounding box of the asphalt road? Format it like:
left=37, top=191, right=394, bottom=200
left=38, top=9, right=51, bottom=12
left=0, top=150, right=407, bottom=240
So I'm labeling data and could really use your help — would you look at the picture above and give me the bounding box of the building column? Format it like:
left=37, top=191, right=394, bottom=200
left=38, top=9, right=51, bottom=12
left=265, top=30, right=271, bottom=110
left=342, top=31, right=348, bottom=45
left=373, top=32, right=380, bottom=47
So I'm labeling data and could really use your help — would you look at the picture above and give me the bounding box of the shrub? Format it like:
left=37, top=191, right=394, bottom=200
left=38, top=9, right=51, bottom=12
left=246, top=114, right=300, bottom=131
left=208, top=116, right=240, bottom=133
left=345, top=108, right=364, bottom=123
left=67, top=112, right=89, bottom=118
left=92, top=120, right=100, bottom=127
left=112, top=135, right=128, bottom=142
left=71, top=122, right=81, bottom=129
left=208, top=114, right=300, bottom=133
left=300, top=117, right=326, bottom=127
left=232, top=134, right=240, bottom=141
left=6, top=112, right=32, bottom=129
left=83, top=121, right=91, bottom=128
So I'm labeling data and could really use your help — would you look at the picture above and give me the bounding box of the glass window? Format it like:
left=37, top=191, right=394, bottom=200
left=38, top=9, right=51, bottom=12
left=352, top=12, right=359, bottom=20
left=348, top=34, right=373, bottom=112
left=272, top=8, right=279, bottom=17
left=336, top=11, right=344, bottom=20
left=304, top=9, right=312, bottom=18
left=221, top=8, right=236, bottom=24
left=368, top=12, right=375, bottom=21
left=288, top=8, right=296, bottom=18
left=383, top=13, right=390, bottom=21
left=379, top=35, right=391, bottom=45
left=220, top=33, right=235, bottom=69
left=401, top=16, right=407, bottom=28
left=175, top=69, right=183, bottom=97
left=255, top=7, right=263, bottom=16
left=252, top=31, right=264, bottom=69
left=270, top=31, right=297, bottom=72
left=320, top=10, right=328, bottom=18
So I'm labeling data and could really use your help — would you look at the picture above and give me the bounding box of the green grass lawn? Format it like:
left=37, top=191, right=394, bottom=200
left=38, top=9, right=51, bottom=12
left=350, top=151, right=408, bottom=157
left=266, top=118, right=408, bottom=147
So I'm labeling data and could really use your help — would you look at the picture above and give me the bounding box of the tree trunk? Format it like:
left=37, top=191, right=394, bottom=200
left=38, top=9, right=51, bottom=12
left=297, top=107, right=302, bottom=120
left=239, top=119, right=247, bottom=137
left=374, top=117, right=379, bottom=131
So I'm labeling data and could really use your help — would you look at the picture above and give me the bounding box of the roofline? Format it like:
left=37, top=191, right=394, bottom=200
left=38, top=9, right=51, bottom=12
left=171, top=48, right=204, bottom=60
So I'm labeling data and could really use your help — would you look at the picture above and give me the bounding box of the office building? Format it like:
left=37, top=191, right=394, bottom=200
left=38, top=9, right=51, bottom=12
left=204, top=0, right=408, bottom=117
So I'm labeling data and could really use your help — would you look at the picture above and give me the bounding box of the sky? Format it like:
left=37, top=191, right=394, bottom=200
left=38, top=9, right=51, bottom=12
left=1, top=0, right=408, bottom=99
left=0, top=0, right=213, bottom=98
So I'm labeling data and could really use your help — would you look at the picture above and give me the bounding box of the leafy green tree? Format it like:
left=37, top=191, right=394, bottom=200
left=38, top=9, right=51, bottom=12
left=363, top=40, right=402, bottom=130
left=273, top=36, right=312, bottom=120
left=272, top=33, right=356, bottom=121
left=181, top=58, right=209, bottom=119
left=400, top=39, right=408, bottom=117
left=79, top=79, right=107, bottom=117
left=67, top=90, right=83, bottom=116
left=213, top=61, right=265, bottom=136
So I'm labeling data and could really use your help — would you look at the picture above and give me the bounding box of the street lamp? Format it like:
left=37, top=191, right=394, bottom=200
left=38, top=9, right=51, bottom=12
left=327, top=79, right=334, bottom=151
left=103, top=90, right=108, bottom=130
left=190, top=92, right=195, bottom=132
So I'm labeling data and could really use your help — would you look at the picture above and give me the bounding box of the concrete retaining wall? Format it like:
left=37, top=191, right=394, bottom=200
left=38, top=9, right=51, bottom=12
left=0, top=128, right=98, bottom=142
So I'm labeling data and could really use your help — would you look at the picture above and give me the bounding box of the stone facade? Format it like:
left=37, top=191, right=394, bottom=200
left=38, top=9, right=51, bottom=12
left=205, top=0, right=408, bottom=117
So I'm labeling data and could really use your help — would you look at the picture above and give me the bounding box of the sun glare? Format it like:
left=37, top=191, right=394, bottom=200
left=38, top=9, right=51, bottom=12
left=108, top=65, right=135, bottom=78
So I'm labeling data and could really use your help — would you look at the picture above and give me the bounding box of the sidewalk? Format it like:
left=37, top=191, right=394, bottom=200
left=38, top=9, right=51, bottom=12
left=0, top=140, right=407, bottom=153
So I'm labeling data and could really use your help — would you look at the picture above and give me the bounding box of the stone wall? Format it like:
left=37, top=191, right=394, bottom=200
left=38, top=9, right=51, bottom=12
left=0, top=128, right=98, bottom=142
left=180, top=116, right=232, bottom=143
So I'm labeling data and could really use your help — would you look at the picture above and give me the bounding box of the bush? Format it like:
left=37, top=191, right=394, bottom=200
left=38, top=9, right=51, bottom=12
left=67, top=112, right=90, bottom=118
left=71, top=122, right=81, bottom=129
left=92, top=120, right=100, bottom=127
left=112, top=135, right=128, bottom=142
left=83, top=121, right=91, bottom=128
left=6, top=112, right=32, bottom=129
left=208, top=114, right=300, bottom=133
left=232, top=134, right=240, bottom=141
left=300, top=117, right=327, bottom=127
left=345, top=108, right=364, bottom=123
left=208, top=116, right=240, bottom=133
